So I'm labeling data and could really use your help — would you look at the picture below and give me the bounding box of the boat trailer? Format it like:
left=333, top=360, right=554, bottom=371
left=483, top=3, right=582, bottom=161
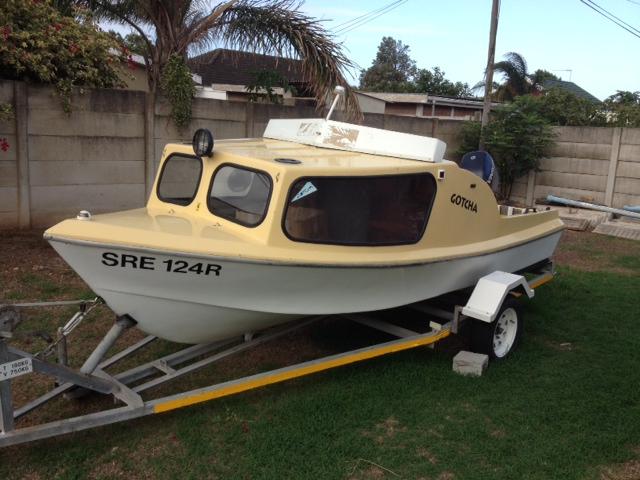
left=0, top=264, right=555, bottom=448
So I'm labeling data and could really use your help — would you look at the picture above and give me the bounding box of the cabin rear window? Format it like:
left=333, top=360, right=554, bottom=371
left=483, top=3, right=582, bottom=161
left=208, top=165, right=272, bottom=227
left=284, top=174, right=436, bottom=245
left=157, top=154, right=202, bottom=206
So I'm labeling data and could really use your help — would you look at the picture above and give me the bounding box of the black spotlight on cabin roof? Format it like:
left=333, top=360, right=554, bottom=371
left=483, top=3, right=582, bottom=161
left=192, top=128, right=214, bottom=157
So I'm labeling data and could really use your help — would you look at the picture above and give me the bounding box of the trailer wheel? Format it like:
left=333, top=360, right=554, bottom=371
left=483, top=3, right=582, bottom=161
left=471, top=298, right=522, bottom=359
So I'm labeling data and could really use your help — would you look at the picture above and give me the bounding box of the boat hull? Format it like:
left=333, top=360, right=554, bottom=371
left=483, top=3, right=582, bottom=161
left=49, top=231, right=561, bottom=344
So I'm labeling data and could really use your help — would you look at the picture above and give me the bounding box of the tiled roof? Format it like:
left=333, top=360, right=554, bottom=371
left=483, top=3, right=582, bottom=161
left=188, top=49, right=306, bottom=87
left=542, top=80, right=601, bottom=103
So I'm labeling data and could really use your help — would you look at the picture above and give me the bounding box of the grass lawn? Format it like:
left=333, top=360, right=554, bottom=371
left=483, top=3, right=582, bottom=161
left=0, top=229, right=639, bottom=479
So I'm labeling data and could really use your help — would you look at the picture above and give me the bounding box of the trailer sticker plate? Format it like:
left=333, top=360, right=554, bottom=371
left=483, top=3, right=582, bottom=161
left=0, top=358, right=33, bottom=381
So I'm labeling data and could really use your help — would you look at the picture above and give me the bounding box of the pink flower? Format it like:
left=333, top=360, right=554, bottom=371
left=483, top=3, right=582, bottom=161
left=127, top=54, right=136, bottom=70
left=0, top=138, right=9, bottom=152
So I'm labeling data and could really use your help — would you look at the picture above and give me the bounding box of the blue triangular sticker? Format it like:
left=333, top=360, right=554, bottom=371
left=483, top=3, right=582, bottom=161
left=292, top=181, right=318, bottom=202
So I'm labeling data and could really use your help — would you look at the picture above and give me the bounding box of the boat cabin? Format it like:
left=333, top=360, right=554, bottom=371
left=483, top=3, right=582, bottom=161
left=143, top=118, right=559, bottom=260
left=148, top=119, right=462, bottom=249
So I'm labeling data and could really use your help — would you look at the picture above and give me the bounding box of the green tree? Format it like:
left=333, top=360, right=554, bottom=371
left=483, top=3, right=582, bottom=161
left=529, top=69, right=559, bottom=89
left=604, top=90, right=640, bottom=127
left=160, top=54, right=196, bottom=128
left=359, top=36, right=416, bottom=92
left=491, top=52, right=531, bottom=100
left=535, top=88, right=605, bottom=126
left=486, top=101, right=555, bottom=199
left=246, top=69, right=296, bottom=104
left=83, top=0, right=359, bottom=121
left=0, top=0, right=125, bottom=111
left=108, top=30, right=148, bottom=56
left=456, top=121, right=483, bottom=158
left=476, top=53, right=557, bottom=101
left=606, top=90, right=640, bottom=105
left=413, top=67, right=472, bottom=97
left=457, top=98, right=555, bottom=199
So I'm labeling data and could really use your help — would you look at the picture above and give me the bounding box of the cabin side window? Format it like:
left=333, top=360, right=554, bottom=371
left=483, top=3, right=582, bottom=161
left=208, top=165, right=272, bottom=227
left=157, top=154, right=202, bottom=206
left=283, top=174, right=437, bottom=245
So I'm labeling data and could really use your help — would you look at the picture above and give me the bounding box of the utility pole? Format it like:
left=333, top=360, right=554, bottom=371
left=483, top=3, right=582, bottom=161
left=480, top=0, right=500, bottom=150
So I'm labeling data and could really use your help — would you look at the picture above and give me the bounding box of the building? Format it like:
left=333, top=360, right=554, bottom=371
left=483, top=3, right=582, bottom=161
left=354, top=91, right=498, bottom=119
left=111, top=51, right=149, bottom=91
left=541, top=79, right=600, bottom=103
left=188, top=49, right=314, bottom=104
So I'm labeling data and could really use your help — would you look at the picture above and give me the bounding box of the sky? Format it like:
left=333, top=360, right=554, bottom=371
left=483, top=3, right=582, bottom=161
left=106, top=0, right=640, bottom=100
left=301, top=0, right=640, bottom=100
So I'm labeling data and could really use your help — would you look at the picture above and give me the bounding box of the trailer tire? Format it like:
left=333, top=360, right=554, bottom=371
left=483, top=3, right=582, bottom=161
left=471, top=298, right=522, bottom=359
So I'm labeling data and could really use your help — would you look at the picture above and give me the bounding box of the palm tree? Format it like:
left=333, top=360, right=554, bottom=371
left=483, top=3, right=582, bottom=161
left=85, top=0, right=359, bottom=115
left=491, top=52, right=531, bottom=101
left=474, top=52, right=558, bottom=102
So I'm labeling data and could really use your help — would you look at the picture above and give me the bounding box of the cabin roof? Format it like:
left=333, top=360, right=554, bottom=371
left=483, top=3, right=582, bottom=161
left=262, top=119, right=446, bottom=163
left=212, top=138, right=443, bottom=172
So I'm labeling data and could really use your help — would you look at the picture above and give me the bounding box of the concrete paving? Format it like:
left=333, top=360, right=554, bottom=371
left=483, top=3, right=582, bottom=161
left=593, top=220, right=640, bottom=241
left=535, top=204, right=608, bottom=231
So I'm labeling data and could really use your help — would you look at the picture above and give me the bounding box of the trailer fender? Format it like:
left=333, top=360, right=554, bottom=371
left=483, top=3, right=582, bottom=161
left=461, top=271, right=534, bottom=323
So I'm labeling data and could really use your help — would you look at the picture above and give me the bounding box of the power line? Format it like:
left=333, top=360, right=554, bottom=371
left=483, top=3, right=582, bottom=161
left=337, top=2, right=409, bottom=35
left=332, top=0, right=407, bottom=33
left=332, top=0, right=405, bottom=31
left=626, top=0, right=640, bottom=6
left=584, top=0, right=640, bottom=34
left=579, top=0, right=640, bottom=39
left=334, top=0, right=409, bottom=35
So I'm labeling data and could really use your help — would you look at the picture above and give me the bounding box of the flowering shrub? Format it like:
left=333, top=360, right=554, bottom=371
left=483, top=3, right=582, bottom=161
left=0, top=0, right=126, bottom=111
left=0, top=104, right=12, bottom=152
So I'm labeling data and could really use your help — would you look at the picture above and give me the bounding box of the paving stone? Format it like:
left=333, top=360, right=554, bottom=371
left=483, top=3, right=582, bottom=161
left=535, top=205, right=609, bottom=231
left=593, top=220, right=640, bottom=240
left=452, top=350, right=489, bottom=377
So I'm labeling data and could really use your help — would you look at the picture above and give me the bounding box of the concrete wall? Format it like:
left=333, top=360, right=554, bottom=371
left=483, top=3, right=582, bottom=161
left=510, top=126, right=640, bottom=209
left=353, top=93, right=386, bottom=115
left=6, top=80, right=634, bottom=228
left=119, top=63, right=149, bottom=92
left=0, top=82, right=17, bottom=228
left=0, top=81, right=467, bottom=228
left=385, top=103, right=418, bottom=117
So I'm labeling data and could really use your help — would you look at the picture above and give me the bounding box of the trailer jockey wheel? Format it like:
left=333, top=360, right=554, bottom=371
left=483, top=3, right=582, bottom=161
left=0, top=306, right=21, bottom=335
left=471, top=298, right=522, bottom=359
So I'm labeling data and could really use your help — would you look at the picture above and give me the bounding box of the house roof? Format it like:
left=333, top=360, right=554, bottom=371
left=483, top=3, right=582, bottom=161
left=358, top=92, right=431, bottom=104
left=188, top=49, right=306, bottom=87
left=356, top=91, right=498, bottom=108
left=210, top=83, right=288, bottom=96
left=542, top=80, right=601, bottom=103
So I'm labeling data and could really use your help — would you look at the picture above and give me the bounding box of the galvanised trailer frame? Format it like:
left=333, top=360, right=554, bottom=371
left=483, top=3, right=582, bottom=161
left=0, top=263, right=554, bottom=448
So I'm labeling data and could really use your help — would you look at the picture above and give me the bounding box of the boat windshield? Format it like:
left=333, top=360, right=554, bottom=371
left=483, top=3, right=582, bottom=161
left=157, top=154, right=202, bottom=206
left=208, top=165, right=272, bottom=227
left=283, top=173, right=436, bottom=245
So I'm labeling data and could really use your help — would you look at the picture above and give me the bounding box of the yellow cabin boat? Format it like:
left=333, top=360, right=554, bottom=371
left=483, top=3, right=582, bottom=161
left=44, top=113, right=564, bottom=345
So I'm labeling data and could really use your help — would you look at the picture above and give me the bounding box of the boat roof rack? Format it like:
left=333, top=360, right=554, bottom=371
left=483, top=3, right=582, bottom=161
left=263, top=118, right=447, bottom=163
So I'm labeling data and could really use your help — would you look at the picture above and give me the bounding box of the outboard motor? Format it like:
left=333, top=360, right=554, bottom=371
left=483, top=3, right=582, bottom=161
left=461, top=150, right=500, bottom=191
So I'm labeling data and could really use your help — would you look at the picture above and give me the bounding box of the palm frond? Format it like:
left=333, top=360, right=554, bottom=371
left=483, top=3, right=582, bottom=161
left=82, top=0, right=155, bottom=55
left=492, top=51, right=531, bottom=100
left=503, top=52, right=527, bottom=78
left=193, top=0, right=360, bottom=118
